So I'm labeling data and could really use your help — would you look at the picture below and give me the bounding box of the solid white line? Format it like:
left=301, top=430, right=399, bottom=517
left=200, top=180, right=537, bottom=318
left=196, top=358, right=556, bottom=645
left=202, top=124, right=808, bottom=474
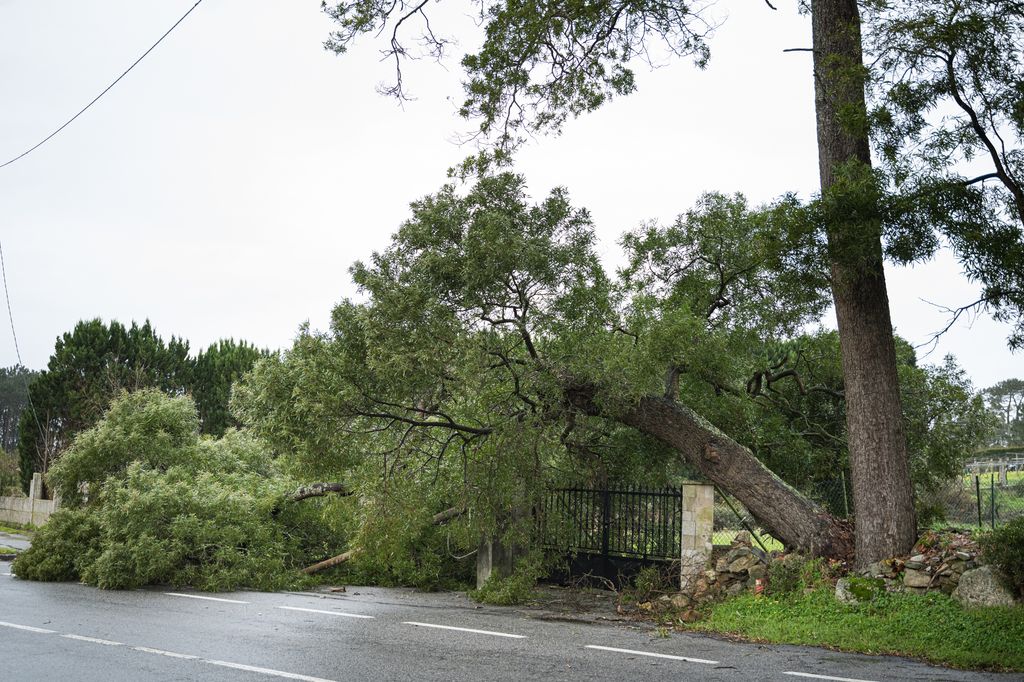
left=403, top=621, right=526, bottom=639
left=164, top=592, right=249, bottom=604
left=0, top=620, right=56, bottom=634
left=277, top=606, right=374, bottom=619
left=205, top=659, right=337, bottom=682
left=62, top=633, right=123, bottom=646
left=585, top=645, right=718, bottom=665
left=133, top=646, right=199, bottom=660
left=784, top=673, right=880, bottom=682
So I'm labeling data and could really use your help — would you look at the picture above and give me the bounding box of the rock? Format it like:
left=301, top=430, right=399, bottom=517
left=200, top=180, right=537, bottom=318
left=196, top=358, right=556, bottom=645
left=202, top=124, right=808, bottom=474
left=703, top=569, right=717, bottom=583
left=952, top=566, right=1017, bottom=609
left=861, top=559, right=898, bottom=579
left=836, top=576, right=885, bottom=604
left=732, top=530, right=752, bottom=547
left=715, top=557, right=730, bottom=573
left=903, top=560, right=926, bottom=570
left=725, top=547, right=752, bottom=564
left=909, top=554, right=927, bottom=564
left=726, top=581, right=746, bottom=596
left=680, top=609, right=702, bottom=623
left=835, top=578, right=858, bottom=605
left=728, top=554, right=761, bottom=574
left=747, top=565, right=767, bottom=581
left=638, top=601, right=654, bottom=612
left=903, top=568, right=933, bottom=588
left=955, top=551, right=972, bottom=561
left=670, top=593, right=691, bottom=610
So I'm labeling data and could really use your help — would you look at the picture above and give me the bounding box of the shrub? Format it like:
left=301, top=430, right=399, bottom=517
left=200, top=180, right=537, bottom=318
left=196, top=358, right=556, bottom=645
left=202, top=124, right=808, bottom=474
left=978, top=517, right=1024, bottom=598
left=12, top=508, right=101, bottom=581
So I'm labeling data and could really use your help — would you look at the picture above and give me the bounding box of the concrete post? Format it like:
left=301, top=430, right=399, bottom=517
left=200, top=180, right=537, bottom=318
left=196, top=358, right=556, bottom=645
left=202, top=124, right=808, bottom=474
left=29, top=472, right=43, bottom=500
left=476, top=537, right=522, bottom=589
left=680, top=483, right=714, bottom=591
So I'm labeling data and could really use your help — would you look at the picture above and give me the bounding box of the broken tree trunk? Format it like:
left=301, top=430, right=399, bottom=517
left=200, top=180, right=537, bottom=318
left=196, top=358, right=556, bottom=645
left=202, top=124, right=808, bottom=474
left=291, top=482, right=352, bottom=502
left=301, top=506, right=467, bottom=575
left=568, top=386, right=854, bottom=559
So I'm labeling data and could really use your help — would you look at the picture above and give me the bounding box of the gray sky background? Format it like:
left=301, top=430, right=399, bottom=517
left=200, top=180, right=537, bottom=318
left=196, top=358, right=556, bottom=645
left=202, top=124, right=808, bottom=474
left=0, top=1, right=1019, bottom=389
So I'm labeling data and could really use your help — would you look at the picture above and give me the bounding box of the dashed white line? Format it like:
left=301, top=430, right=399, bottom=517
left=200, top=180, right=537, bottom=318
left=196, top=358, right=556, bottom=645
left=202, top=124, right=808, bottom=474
left=277, top=606, right=374, bottom=619
left=403, top=621, right=526, bottom=639
left=61, top=634, right=123, bottom=646
left=0, top=620, right=56, bottom=634
left=163, top=592, right=249, bottom=604
left=585, top=644, right=719, bottom=665
left=205, top=660, right=336, bottom=682
left=132, top=646, right=199, bottom=660
left=783, top=673, right=880, bottom=682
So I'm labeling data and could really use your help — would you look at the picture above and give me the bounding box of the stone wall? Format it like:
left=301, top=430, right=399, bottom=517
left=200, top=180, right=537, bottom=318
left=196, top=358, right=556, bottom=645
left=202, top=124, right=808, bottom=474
left=0, top=473, right=58, bottom=527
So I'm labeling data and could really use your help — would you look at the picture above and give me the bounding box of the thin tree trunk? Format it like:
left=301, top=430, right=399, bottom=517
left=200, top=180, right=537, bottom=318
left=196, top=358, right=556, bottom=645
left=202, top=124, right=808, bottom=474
left=567, top=388, right=854, bottom=559
left=811, top=0, right=916, bottom=565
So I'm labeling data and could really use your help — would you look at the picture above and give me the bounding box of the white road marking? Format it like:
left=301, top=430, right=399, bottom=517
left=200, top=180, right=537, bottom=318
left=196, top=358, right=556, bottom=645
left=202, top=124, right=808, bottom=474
left=277, top=606, right=374, bottom=619
left=585, top=644, right=718, bottom=665
left=133, top=646, right=199, bottom=660
left=784, top=673, right=880, bottom=682
left=205, top=659, right=336, bottom=682
left=163, top=592, right=249, bottom=604
left=0, top=620, right=56, bottom=634
left=403, top=621, right=526, bottom=639
left=62, top=634, right=123, bottom=646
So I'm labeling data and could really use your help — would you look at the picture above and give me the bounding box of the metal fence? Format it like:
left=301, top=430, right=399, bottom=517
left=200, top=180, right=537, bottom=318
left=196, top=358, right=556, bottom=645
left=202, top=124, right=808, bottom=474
left=538, top=485, right=683, bottom=561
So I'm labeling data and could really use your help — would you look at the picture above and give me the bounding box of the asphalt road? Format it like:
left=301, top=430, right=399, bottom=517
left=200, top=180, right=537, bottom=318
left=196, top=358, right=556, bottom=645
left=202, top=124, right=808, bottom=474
left=0, top=561, right=1018, bottom=682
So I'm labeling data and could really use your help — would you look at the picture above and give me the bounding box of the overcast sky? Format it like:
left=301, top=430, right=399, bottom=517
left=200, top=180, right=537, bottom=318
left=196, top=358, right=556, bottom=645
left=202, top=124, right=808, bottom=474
left=0, top=1, right=1019, bottom=389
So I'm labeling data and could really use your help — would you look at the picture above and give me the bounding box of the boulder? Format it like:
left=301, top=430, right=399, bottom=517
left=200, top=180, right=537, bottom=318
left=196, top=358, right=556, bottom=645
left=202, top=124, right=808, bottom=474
left=903, top=568, right=932, bottom=588
left=727, top=553, right=762, bottom=574
left=952, top=566, right=1017, bottom=609
left=835, top=578, right=858, bottom=605
left=670, top=593, right=691, bottom=610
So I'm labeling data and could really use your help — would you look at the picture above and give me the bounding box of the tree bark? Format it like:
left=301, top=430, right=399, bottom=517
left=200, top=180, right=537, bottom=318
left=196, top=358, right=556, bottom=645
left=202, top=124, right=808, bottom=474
left=811, top=0, right=917, bottom=565
left=291, top=482, right=352, bottom=502
left=568, top=388, right=854, bottom=559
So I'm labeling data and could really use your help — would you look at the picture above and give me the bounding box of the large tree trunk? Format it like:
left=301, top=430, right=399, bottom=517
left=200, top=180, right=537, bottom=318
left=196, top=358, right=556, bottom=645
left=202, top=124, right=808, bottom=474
left=811, top=0, right=917, bottom=565
left=568, top=388, right=854, bottom=559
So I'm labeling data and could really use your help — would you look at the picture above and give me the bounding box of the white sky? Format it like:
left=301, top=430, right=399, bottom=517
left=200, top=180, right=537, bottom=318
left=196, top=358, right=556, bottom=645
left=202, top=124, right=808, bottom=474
left=0, top=0, right=1019, bottom=389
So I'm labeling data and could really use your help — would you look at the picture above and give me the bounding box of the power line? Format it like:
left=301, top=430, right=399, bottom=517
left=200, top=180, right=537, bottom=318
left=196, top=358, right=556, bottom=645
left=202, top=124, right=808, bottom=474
left=0, top=238, right=47, bottom=452
left=0, top=0, right=204, bottom=170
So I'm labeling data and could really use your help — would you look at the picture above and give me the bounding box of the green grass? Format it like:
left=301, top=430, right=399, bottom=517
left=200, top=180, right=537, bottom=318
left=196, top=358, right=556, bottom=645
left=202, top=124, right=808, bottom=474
left=0, top=545, right=20, bottom=554
left=0, top=523, right=33, bottom=535
left=694, top=588, right=1024, bottom=671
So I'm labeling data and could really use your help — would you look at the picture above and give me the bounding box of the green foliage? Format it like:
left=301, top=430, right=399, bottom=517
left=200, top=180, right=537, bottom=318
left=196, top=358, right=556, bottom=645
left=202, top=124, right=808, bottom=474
left=0, top=365, right=37, bottom=452
left=16, top=320, right=264, bottom=494
left=192, top=339, right=267, bottom=437
left=323, top=0, right=711, bottom=145
left=13, top=390, right=340, bottom=591
left=981, top=378, right=1024, bottom=447
left=698, top=587, right=1024, bottom=671
left=470, top=552, right=544, bottom=606
left=0, top=449, right=19, bottom=496
left=11, top=508, right=101, bottom=582
left=978, top=517, right=1024, bottom=599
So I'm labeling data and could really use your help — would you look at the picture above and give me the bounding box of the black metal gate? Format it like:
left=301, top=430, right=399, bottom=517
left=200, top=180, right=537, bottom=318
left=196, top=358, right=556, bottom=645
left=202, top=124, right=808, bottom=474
left=538, top=485, right=683, bottom=564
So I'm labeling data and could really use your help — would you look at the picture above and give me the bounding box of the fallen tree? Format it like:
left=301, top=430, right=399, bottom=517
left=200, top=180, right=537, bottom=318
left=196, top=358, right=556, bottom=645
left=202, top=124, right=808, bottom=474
left=301, top=506, right=466, bottom=575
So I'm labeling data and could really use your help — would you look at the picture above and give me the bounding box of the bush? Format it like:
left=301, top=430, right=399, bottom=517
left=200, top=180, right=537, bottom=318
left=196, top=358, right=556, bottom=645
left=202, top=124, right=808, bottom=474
left=978, top=517, right=1024, bottom=598
left=766, top=554, right=831, bottom=595
left=12, top=509, right=101, bottom=581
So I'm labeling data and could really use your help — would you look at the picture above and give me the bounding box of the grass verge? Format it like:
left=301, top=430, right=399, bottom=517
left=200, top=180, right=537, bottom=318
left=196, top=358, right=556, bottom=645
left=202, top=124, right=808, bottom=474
left=692, top=588, right=1024, bottom=671
left=0, top=545, right=20, bottom=554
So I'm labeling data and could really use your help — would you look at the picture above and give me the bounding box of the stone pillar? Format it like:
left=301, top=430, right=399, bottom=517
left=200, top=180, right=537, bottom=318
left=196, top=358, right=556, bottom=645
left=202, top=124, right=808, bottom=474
left=29, top=472, right=43, bottom=500
left=476, top=538, right=521, bottom=589
left=680, top=483, right=714, bottom=591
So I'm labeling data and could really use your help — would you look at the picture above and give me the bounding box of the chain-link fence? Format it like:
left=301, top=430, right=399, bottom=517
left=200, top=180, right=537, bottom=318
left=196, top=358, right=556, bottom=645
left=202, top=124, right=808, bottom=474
left=712, top=470, right=1024, bottom=549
